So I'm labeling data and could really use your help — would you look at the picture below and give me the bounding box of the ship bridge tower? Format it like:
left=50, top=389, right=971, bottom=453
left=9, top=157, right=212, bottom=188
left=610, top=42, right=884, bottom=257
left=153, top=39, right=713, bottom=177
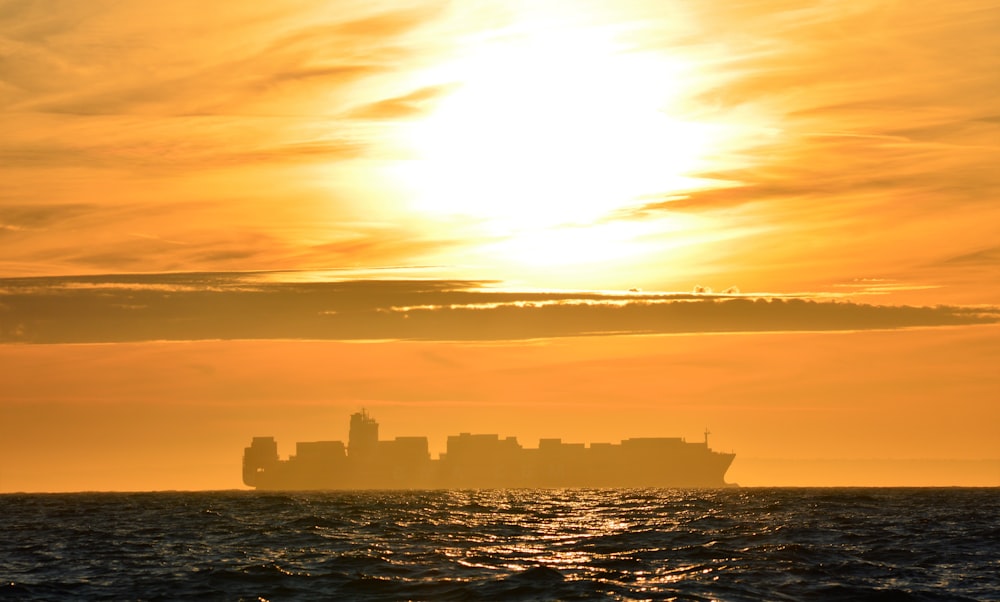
left=349, top=409, right=379, bottom=459
left=243, top=436, right=279, bottom=487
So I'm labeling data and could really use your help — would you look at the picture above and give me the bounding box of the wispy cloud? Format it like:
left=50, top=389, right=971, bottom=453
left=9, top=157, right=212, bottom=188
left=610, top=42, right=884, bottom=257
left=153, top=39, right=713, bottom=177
left=1, top=1, right=997, bottom=303
left=0, top=2, right=464, bottom=279
left=604, top=0, right=1000, bottom=299
left=349, top=84, right=456, bottom=120
left=0, top=203, right=96, bottom=232
left=0, top=2, right=444, bottom=116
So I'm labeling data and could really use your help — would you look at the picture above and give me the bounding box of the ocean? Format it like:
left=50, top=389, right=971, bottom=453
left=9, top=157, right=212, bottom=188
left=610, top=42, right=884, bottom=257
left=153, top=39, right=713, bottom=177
left=2, top=488, right=997, bottom=601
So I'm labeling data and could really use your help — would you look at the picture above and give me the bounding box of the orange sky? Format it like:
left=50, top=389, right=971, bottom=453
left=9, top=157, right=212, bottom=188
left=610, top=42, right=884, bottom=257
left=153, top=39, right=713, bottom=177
left=1, top=1, right=998, bottom=491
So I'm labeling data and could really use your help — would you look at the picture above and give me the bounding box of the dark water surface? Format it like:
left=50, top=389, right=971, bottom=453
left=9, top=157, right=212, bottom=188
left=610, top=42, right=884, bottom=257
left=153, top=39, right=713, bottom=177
left=2, top=488, right=997, bottom=601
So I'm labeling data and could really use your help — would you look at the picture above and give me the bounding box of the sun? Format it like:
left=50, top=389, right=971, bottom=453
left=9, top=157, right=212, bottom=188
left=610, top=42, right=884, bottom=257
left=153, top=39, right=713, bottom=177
left=388, top=11, right=727, bottom=278
left=399, top=25, right=712, bottom=227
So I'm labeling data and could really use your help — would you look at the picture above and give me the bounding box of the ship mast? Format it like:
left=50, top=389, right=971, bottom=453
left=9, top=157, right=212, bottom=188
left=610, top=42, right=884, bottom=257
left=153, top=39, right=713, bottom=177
left=704, top=427, right=711, bottom=447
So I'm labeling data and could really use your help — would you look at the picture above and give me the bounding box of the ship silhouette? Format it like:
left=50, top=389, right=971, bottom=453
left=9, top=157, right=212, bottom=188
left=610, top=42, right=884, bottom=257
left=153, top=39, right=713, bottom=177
left=243, top=410, right=736, bottom=489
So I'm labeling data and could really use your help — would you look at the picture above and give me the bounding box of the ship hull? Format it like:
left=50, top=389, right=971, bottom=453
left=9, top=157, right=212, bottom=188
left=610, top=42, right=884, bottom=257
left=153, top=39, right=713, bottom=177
left=243, top=414, right=736, bottom=490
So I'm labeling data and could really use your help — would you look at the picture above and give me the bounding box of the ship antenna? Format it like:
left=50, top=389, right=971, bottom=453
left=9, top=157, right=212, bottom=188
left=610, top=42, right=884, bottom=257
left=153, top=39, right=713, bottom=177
left=704, top=427, right=711, bottom=447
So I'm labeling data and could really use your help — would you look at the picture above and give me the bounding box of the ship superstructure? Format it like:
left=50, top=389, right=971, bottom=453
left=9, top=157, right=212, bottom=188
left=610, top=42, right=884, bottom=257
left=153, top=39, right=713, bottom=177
left=243, top=410, right=736, bottom=490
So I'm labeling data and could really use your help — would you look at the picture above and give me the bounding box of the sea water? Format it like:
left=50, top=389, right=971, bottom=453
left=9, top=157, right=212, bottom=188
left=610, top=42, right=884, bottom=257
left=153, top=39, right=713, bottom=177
left=2, top=488, right=997, bottom=600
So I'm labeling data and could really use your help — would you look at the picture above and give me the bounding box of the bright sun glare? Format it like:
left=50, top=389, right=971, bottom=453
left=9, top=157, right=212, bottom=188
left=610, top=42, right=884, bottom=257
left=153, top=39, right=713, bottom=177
left=392, top=11, right=727, bottom=271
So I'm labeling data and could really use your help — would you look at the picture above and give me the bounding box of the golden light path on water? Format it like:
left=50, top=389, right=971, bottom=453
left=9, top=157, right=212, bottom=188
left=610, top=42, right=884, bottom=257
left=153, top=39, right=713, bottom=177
left=431, top=489, right=729, bottom=587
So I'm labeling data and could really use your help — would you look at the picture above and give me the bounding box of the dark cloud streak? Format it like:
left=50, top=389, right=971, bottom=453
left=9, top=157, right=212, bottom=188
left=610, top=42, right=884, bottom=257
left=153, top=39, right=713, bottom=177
left=0, top=273, right=994, bottom=344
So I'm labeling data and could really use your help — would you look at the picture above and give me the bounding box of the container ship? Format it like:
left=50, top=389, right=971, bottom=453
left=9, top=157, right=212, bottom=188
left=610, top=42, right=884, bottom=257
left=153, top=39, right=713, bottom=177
left=243, top=410, right=736, bottom=490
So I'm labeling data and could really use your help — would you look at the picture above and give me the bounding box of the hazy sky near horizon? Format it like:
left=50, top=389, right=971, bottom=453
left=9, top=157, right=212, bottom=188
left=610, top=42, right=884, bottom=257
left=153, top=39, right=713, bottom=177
left=1, top=0, right=998, bottom=491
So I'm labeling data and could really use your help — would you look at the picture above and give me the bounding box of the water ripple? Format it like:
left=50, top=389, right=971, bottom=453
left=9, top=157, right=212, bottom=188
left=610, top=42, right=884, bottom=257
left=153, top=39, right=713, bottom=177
left=1, top=488, right=995, bottom=601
